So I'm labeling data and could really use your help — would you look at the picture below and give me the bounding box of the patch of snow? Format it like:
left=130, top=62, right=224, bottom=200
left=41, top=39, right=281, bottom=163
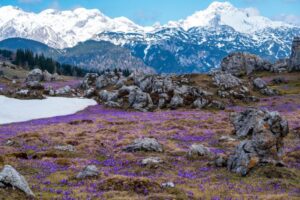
left=0, top=95, right=97, bottom=125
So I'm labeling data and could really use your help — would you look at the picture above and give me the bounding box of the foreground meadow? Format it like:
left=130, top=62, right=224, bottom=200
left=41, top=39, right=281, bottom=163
left=0, top=92, right=299, bottom=199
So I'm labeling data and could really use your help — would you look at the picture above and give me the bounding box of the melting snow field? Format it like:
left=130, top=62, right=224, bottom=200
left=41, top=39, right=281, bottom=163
left=0, top=95, right=97, bottom=125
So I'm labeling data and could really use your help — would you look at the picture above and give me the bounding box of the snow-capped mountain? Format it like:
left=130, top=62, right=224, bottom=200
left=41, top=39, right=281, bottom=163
left=167, top=2, right=291, bottom=33
left=0, top=5, right=145, bottom=49
left=0, top=1, right=299, bottom=73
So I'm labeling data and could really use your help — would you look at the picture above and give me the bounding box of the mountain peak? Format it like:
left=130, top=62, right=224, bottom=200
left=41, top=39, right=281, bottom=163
left=173, top=1, right=291, bottom=33
left=0, top=2, right=296, bottom=49
left=207, top=1, right=234, bottom=10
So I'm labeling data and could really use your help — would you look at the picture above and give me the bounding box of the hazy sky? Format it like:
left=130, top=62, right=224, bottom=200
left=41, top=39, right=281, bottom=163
left=1, top=0, right=300, bottom=25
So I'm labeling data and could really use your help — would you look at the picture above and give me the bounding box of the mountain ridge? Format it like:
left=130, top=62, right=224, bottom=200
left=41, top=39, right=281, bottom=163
left=0, top=2, right=299, bottom=73
left=0, top=1, right=297, bottom=49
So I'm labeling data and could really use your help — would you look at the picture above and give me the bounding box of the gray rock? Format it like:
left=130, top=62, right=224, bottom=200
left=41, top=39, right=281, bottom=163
left=221, top=52, right=272, bottom=76
left=228, top=108, right=289, bottom=176
left=128, top=89, right=153, bottom=111
left=260, top=87, right=279, bottom=96
left=219, top=136, right=236, bottom=142
left=76, top=165, right=99, bottom=179
left=49, top=89, right=55, bottom=96
left=289, top=36, right=300, bottom=71
left=81, top=73, right=98, bottom=89
left=26, top=68, right=43, bottom=82
left=154, top=76, right=174, bottom=93
left=189, top=86, right=209, bottom=97
left=158, top=93, right=169, bottom=108
left=0, top=165, right=35, bottom=197
left=215, top=155, right=228, bottom=167
left=99, top=90, right=119, bottom=102
left=26, top=81, right=44, bottom=90
left=173, top=85, right=190, bottom=96
left=161, top=182, right=175, bottom=188
left=54, top=144, right=76, bottom=152
left=118, top=85, right=140, bottom=97
left=230, top=108, right=289, bottom=138
left=208, top=100, right=225, bottom=110
left=218, top=90, right=230, bottom=98
left=193, top=98, right=209, bottom=109
left=141, top=157, right=163, bottom=166
left=96, top=73, right=119, bottom=89
left=272, top=77, right=287, bottom=84
left=187, top=144, right=214, bottom=158
left=55, top=85, right=71, bottom=95
left=123, top=138, right=163, bottom=152
left=5, top=140, right=15, bottom=146
left=135, top=75, right=153, bottom=92
left=212, top=71, right=243, bottom=90
left=104, top=101, right=121, bottom=108
left=271, top=59, right=289, bottom=73
left=253, top=78, right=267, bottom=89
left=228, top=140, right=258, bottom=176
left=240, top=86, right=249, bottom=94
left=84, top=88, right=96, bottom=98
left=170, top=94, right=184, bottom=108
left=16, top=89, right=29, bottom=96
left=115, top=77, right=127, bottom=89
left=135, top=75, right=175, bottom=94
left=43, top=70, right=54, bottom=82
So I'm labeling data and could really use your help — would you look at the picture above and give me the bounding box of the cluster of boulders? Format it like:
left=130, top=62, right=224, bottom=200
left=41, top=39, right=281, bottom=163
left=7, top=68, right=79, bottom=99
left=26, top=68, right=58, bottom=83
left=212, top=71, right=258, bottom=102
left=252, top=78, right=278, bottom=96
left=221, top=52, right=273, bottom=76
left=227, top=108, right=289, bottom=176
left=177, top=108, right=289, bottom=176
left=81, top=71, right=225, bottom=111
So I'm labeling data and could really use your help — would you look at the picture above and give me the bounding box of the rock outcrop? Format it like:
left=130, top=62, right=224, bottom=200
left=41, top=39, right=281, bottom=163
left=26, top=68, right=43, bottom=82
left=81, top=72, right=225, bottom=111
left=54, top=144, right=76, bottom=152
left=271, top=59, right=289, bottom=73
left=228, top=108, right=289, bottom=176
left=0, top=165, right=35, bottom=197
left=212, top=71, right=243, bottom=90
left=221, top=52, right=272, bottom=76
left=252, top=78, right=278, bottom=96
left=212, top=71, right=256, bottom=102
left=76, top=165, right=99, bottom=179
left=289, top=36, right=300, bottom=71
left=253, top=78, right=267, bottom=90
left=123, top=138, right=163, bottom=152
left=187, top=144, right=215, bottom=158
left=26, top=69, right=58, bottom=83
left=141, top=157, right=163, bottom=166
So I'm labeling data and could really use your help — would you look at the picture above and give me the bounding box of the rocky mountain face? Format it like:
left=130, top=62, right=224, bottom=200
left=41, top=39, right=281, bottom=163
left=94, top=26, right=300, bottom=73
left=57, top=40, right=154, bottom=73
left=0, top=2, right=300, bottom=73
left=0, top=38, right=153, bottom=73
left=290, top=37, right=300, bottom=71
